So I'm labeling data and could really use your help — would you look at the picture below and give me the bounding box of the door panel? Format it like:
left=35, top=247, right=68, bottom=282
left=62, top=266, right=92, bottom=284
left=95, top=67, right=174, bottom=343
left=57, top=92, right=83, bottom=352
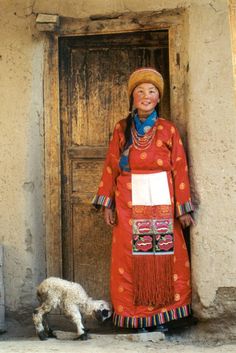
left=72, top=160, right=104, bottom=196
left=59, top=31, right=169, bottom=301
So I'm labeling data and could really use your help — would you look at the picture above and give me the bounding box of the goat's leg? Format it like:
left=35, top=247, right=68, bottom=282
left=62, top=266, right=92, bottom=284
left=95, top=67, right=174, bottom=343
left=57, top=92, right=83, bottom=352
left=42, top=316, right=57, bottom=338
left=63, top=303, right=88, bottom=340
left=33, top=302, right=53, bottom=340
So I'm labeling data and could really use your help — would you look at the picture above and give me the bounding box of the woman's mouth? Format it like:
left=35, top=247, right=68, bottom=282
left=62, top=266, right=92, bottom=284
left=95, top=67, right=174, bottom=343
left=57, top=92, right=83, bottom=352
left=141, top=101, right=151, bottom=106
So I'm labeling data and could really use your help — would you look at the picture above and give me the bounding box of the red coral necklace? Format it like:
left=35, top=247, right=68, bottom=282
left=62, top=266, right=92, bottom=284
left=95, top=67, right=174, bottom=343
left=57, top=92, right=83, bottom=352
left=131, top=125, right=156, bottom=150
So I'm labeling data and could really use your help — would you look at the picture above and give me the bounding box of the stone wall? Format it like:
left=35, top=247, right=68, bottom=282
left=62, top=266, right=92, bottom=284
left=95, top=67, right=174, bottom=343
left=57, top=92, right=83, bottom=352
left=0, top=0, right=235, bottom=321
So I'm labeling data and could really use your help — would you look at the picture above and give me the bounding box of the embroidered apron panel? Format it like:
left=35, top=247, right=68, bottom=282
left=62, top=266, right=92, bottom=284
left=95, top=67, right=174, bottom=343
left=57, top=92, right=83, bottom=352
left=132, top=205, right=172, bottom=219
left=133, top=219, right=173, bottom=234
left=131, top=173, right=173, bottom=256
left=132, top=233, right=174, bottom=255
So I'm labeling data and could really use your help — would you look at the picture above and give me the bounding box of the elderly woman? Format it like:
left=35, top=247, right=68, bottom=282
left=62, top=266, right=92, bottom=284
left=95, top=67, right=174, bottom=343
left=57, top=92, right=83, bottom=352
left=92, top=67, right=194, bottom=332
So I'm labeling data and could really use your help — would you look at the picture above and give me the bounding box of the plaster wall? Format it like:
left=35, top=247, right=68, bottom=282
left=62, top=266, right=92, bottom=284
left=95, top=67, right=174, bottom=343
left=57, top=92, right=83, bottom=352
left=187, top=1, right=236, bottom=318
left=0, top=1, right=46, bottom=315
left=0, top=0, right=235, bottom=320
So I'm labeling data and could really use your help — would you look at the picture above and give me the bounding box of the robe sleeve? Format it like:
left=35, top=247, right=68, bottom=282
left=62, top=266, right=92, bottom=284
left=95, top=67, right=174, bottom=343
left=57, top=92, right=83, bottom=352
left=171, top=126, right=194, bottom=217
left=92, top=122, right=123, bottom=209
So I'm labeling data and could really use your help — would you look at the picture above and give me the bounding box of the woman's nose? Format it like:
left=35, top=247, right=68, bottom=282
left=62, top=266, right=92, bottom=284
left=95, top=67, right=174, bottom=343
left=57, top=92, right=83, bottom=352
left=142, top=91, right=149, bottom=98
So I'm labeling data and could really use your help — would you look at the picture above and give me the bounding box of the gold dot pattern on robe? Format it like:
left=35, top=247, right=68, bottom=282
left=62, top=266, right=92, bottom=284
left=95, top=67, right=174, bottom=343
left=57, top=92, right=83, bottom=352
left=140, top=152, right=147, bottom=159
left=148, top=306, right=154, bottom=312
left=157, top=125, right=163, bottom=130
left=115, top=190, right=120, bottom=197
left=127, top=201, right=132, bottom=208
left=126, top=183, right=132, bottom=190
left=99, top=181, right=104, bottom=188
left=156, top=139, right=162, bottom=147
left=176, top=157, right=182, bottom=162
left=157, top=159, right=163, bottom=166
left=173, top=274, right=178, bottom=281
left=115, top=123, right=121, bottom=130
left=185, top=166, right=188, bottom=172
left=128, top=219, right=133, bottom=226
left=118, top=267, right=124, bottom=274
left=173, top=256, right=176, bottom=263
left=179, top=182, right=185, bottom=190
left=183, top=243, right=187, bottom=250
left=173, top=170, right=177, bottom=177
left=118, top=286, right=124, bottom=293
left=106, top=166, right=112, bottom=174
left=187, top=280, right=190, bottom=287
left=118, top=305, right=124, bottom=312
left=171, top=127, right=175, bottom=134
left=174, top=293, right=180, bottom=301
left=179, top=139, right=183, bottom=145
left=113, top=237, right=116, bottom=244
left=185, top=261, right=190, bottom=268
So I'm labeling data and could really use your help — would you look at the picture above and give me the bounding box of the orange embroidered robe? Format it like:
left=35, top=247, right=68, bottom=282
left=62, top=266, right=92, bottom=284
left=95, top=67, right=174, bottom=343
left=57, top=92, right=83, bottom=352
left=93, top=117, right=194, bottom=328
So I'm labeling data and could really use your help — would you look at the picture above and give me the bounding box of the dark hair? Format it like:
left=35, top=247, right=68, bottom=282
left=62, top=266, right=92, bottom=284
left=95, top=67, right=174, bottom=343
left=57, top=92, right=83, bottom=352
left=123, top=97, right=134, bottom=150
left=123, top=98, right=160, bottom=150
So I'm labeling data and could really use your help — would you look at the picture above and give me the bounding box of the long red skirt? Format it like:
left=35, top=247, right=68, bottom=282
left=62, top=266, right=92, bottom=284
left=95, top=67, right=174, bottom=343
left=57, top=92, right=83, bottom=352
left=111, top=173, right=191, bottom=328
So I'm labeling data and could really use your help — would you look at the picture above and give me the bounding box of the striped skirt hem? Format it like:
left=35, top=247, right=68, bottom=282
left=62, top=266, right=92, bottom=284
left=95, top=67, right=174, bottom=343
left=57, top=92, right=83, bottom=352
left=113, top=304, right=191, bottom=328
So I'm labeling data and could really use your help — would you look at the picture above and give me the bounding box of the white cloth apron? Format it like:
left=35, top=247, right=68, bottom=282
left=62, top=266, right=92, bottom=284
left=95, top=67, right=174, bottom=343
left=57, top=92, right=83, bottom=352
left=131, top=172, right=171, bottom=206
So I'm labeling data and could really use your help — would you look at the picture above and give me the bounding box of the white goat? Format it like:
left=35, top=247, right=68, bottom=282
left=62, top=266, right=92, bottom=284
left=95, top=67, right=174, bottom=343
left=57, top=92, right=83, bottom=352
left=32, top=277, right=112, bottom=340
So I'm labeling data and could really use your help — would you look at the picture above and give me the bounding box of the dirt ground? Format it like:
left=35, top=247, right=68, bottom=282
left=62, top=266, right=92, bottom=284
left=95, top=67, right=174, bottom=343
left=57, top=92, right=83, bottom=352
left=0, top=317, right=236, bottom=353
left=0, top=336, right=236, bottom=353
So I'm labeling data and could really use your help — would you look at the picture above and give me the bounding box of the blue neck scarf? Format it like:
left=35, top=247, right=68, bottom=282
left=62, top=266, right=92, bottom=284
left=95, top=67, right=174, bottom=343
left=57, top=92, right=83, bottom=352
left=119, top=110, right=158, bottom=171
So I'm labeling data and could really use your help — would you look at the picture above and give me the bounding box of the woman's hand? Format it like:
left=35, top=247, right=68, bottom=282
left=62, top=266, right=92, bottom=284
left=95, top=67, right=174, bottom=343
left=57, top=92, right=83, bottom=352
left=178, top=213, right=195, bottom=228
left=104, top=208, right=116, bottom=226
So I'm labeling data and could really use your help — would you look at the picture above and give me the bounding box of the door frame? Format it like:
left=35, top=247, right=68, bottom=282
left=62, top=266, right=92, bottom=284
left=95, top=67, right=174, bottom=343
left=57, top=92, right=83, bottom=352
left=43, top=9, right=188, bottom=277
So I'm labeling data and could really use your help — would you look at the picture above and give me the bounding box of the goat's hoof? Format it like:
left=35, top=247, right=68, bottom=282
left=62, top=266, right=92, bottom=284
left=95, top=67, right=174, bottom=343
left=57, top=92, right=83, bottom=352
left=76, top=333, right=88, bottom=341
left=38, top=331, right=48, bottom=341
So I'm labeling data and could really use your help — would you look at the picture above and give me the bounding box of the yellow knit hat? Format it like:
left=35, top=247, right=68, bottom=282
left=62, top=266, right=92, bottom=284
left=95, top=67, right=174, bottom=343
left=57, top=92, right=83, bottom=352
left=127, top=67, right=164, bottom=99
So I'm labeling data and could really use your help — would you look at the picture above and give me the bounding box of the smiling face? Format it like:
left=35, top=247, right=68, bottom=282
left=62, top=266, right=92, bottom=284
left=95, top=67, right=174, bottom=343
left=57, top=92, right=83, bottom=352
left=133, top=83, right=160, bottom=119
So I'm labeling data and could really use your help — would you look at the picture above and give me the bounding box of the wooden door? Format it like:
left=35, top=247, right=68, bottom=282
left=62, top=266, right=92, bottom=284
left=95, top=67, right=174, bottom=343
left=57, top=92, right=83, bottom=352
left=59, top=31, right=169, bottom=301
